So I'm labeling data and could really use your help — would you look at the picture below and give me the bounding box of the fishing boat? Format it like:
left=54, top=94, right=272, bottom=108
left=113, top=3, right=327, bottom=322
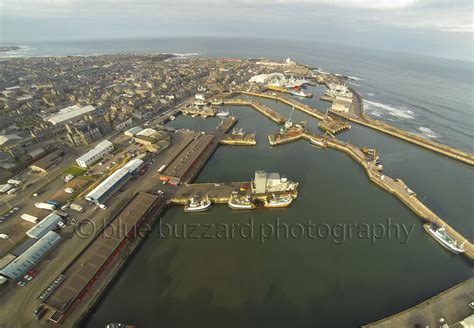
left=184, top=195, right=211, bottom=212
left=309, top=137, right=327, bottom=148
left=216, top=109, right=229, bottom=117
left=263, top=194, right=293, bottom=208
left=228, top=192, right=256, bottom=210
left=423, top=223, right=465, bottom=254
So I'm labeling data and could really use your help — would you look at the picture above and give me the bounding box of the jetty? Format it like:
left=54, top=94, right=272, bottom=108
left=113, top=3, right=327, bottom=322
left=171, top=181, right=298, bottom=205
left=220, top=133, right=256, bottom=146
left=238, top=91, right=474, bottom=166
left=224, top=99, right=286, bottom=124
left=266, top=128, right=474, bottom=260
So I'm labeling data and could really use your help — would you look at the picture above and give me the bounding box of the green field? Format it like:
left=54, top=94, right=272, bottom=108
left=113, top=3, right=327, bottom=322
left=63, top=166, right=87, bottom=177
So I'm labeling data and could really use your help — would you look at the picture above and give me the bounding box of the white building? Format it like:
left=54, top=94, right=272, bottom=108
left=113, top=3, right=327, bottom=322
left=85, top=158, right=143, bottom=205
left=26, top=213, right=64, bottom=240
left=252, top=171, right=298, bottom=194
left=46, top=105, right=96, bottom=125
left=76, top=139, right=114, bottom=168
left=0, top=231, right=62, bottom=279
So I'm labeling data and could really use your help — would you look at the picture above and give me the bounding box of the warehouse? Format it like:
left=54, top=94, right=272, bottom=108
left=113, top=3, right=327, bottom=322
left=46, top=105, right=96, bottom=125
left=76, top=139, right=114, bottom=168
left=29, top=149, right=65, bottom=174
left=85, top=159, right=143, bottom=205
left=42, top=193, right=162, bottom=316
left=0, top=231, right=62, bottom=280
left=26, top=213, right=64, bottom=240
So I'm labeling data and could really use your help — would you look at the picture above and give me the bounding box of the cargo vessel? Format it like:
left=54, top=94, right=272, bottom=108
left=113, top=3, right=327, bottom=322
left=423, top=223, right=465, bottom=254
left=263, top=194, right=293, bottom=208
left=184, top=195, right=211, bottom=212
left=228, top=192, right=256, bottom=210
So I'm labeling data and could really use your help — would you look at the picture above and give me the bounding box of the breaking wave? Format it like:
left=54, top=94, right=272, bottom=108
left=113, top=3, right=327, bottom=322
left=418, top=127, right=438, bottom=139
left=364, top=100, right=415, bottom=120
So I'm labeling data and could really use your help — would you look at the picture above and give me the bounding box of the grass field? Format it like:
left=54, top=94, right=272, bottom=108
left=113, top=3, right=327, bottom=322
left=63, top=166, right=87, bottom=177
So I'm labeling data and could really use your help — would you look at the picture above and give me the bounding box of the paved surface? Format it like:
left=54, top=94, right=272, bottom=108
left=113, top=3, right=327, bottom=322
left=364, top=278, right=474, bottom=327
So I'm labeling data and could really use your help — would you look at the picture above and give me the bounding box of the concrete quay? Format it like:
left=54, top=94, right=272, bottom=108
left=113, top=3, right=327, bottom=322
left=240, top=91, right=326, bottom=120
left=223, top=99, right=286, bottom=124
left=239, top=90, right=474, bottom=166
left=334, top=109, right=474, bottom=166
left=170, top=182, right=298, bottom=205
left=323, top=138, right=474, bottom=261
left=220, top=133, right=256, bottom=146
left=266, top=129, right=474, bottom=260
left=363, top=277, right=474, bottom=328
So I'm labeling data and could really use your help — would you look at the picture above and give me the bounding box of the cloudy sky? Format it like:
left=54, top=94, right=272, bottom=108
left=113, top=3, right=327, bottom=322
left=1, top=0, right=472, bottom=61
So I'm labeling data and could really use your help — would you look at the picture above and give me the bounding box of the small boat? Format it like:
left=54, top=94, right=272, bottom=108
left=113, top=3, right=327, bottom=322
left=216, top=110, right=229, bottom=117
left=263, top=194, right=293, bottom=208
left=310, top=137, right=327, bottom=148
left=184, top=195, right=211, bottom=212
left=169, top=115, right=176, bottom=121
left=228, top=192, right=256, bottom=210
left=106, top=324, right=136, bottom=328
left=423, top=223, right=465, bottom=254
left=290, top=90, right=313, bottom=98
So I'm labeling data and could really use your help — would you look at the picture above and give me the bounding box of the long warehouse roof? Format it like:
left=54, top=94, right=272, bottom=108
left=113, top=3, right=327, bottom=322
left=85, top=159, right=143, bottom=201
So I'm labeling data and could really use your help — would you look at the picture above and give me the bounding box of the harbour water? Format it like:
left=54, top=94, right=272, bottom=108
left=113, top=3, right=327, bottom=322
left=2, top=38, right=471, bottom=327
left=86, top=101, right=472, bottom=327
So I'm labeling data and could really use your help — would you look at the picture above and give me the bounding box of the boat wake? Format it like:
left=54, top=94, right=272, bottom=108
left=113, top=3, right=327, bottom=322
left=364, top=100, right=415, bottom=120
left=418, top=126, right=438, bottom=139
left=348, top=76, right=362, bottom=81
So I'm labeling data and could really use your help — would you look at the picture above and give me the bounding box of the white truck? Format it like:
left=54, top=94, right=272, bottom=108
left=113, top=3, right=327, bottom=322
left=35, top=202, right=56, bottom=211
left=21, top=213, right=40, bottom=224
left=69, top=204, right=84, bottom=213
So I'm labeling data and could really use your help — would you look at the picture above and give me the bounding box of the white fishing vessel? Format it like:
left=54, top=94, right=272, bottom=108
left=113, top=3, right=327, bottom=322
left=263, top=194, right=293, bottom=208
left=216, top=110, right=229, bottom=117
left=309, top=137, right=327, bottom=148
left=184, top=195, right=211, bottom=212
left=423, top=223, right=465, bottom=254
left=228, top=192, right=256, bottom=210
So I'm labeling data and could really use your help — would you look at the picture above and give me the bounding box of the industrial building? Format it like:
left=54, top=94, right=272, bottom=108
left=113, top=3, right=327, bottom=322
left=85, top=158, right=143, bottom=205
left=133, top=128, right=170, bottom=153
left=252, top=171, right=299, bottom=194
left=76, top=139, right=114, bottom=168
left=0, top=231, right=62, bottom=280
left=124, top=126, right=143, bottom=137
left=29, top=149, right=65, bottom=174
left=26, top=213, right=64, bottom=240
left=161, top=134, right=214, bottom=184
left=42, top=193, right=163, bottom=318
left=46, top=105, right=96, bottom=125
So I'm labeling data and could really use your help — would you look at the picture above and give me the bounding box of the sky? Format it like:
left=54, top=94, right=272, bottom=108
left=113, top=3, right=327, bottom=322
left=0, top=0, right=473, bottom=61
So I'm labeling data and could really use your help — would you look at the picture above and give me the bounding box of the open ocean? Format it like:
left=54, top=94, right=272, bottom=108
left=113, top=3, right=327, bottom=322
left=2, top=37, right=473, bottom=152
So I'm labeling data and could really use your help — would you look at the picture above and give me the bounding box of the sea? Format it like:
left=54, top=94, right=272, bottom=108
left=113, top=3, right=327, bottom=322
left=1, top=38, right=472, bottom=327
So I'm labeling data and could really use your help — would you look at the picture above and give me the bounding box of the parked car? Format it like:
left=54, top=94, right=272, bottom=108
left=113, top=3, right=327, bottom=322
left=23, top=274, right=33, bottom=281
left=17, top=281, right=26, bottom=287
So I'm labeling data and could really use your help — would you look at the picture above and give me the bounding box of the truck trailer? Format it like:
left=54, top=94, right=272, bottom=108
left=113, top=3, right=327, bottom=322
left=35, top=202, right=56, bottom=211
